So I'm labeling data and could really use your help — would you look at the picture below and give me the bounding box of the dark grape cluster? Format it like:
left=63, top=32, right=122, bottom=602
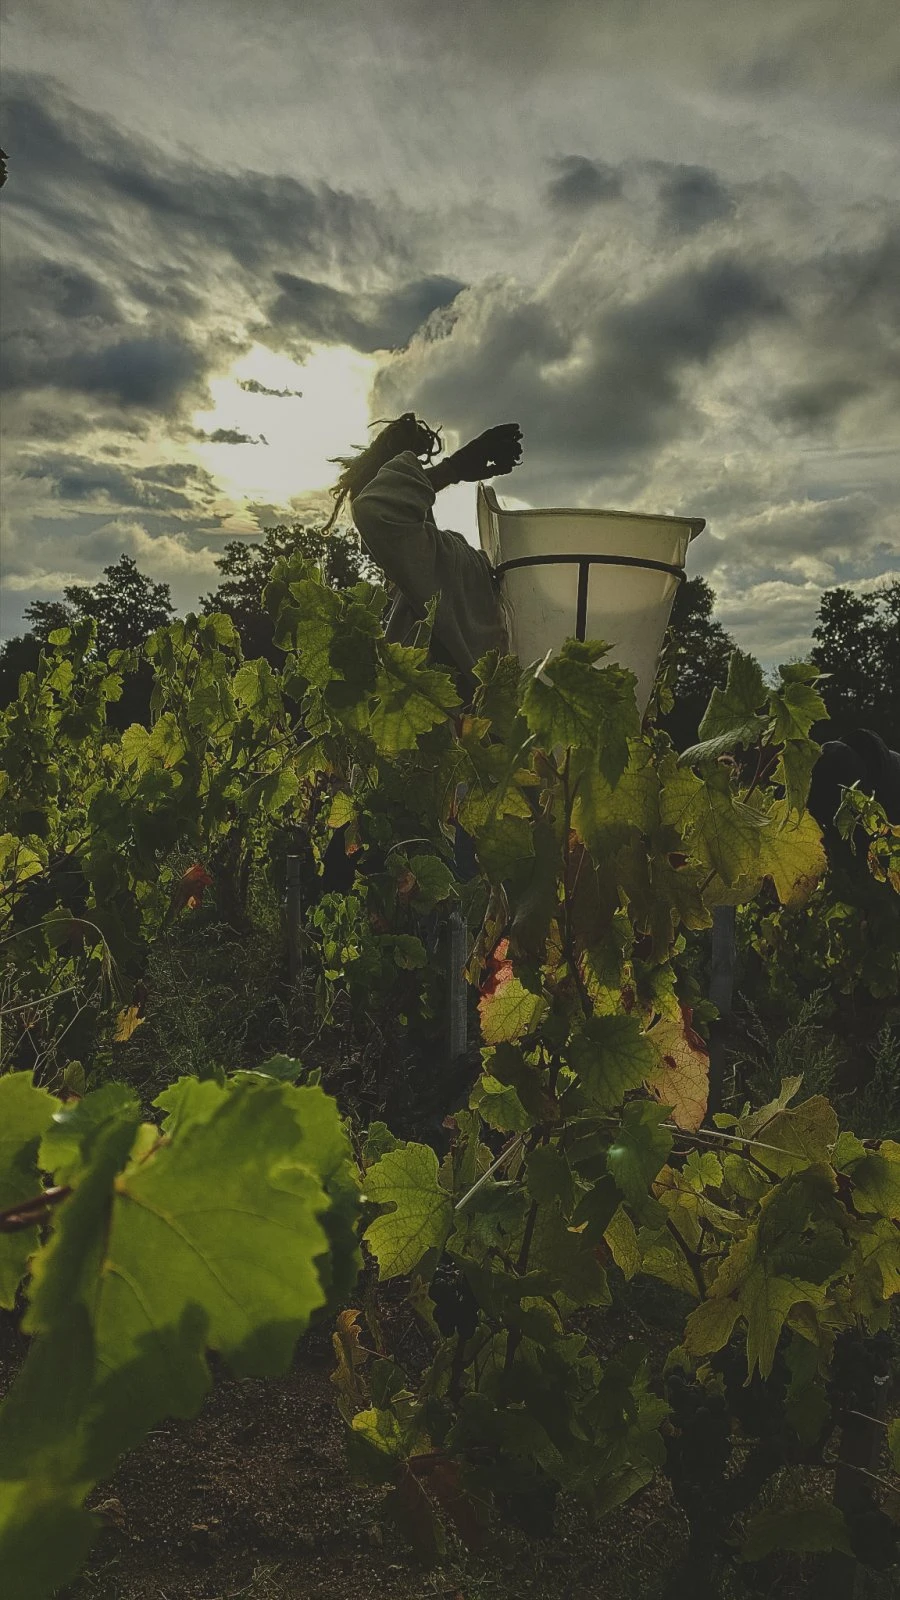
left=429, top=1258, right=480, bottom=1342
left=828, top=1327, right=894, bottom=1415
left=712, top=1342, right=789, bottom=1441
left=665, top=1370, right=732, bottom=1488
left=845, top=1502, right=898, bottom=1570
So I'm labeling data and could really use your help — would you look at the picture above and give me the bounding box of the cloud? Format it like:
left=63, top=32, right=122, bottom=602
left=194, top=427, right=268, bottom=444
left=267, top=272, right=466, bottom=352
left=651, top=164, right=737, bottom=234
left=374, top=253, right=784, bottom=473
left=238, top=379, right=304, bottom=397
left=0, top=75, right=411, bottom=279
left=15, top=452, right=220, bottom=514
left=545, top=156, right=623, bottom=209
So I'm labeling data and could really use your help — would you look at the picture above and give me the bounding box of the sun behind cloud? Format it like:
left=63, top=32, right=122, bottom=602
left=190, top=342, right=379, bottom=517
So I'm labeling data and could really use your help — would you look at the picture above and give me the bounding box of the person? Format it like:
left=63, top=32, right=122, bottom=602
left=324, top=411, right=523, bottom=702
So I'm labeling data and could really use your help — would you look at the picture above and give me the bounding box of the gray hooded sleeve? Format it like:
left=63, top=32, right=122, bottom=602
left=350, top=450, right=507, bottom=677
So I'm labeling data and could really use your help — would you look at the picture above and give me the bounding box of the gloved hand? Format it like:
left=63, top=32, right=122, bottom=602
left=447, top=423, right=523, bottom=483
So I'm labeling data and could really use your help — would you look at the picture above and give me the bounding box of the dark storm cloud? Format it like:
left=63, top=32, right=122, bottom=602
left=545, top=156, right=624, bottom=209
left=195, top=427, right=267, bottom=444
left=546, top=257, right=784, bottom=453
left=762, top=225, right=900, bottom=430
left=268, top=272, right=467, bottom=352
left=238, top=379, right=304, bottom=397
left=55, top=336, right=207, bottom=409
left=0, top=75, right=411, bottom=277
left=0, top=237, right=208, bottom=411
left=380, top=254, right=784, bottom=471
left=652, top=164, right=736, bottom=234
left=18, top=258, right=120, bottom=321
left=769, top=378, right=867, bottom=428
left=18, top=453, right=220, bottom=513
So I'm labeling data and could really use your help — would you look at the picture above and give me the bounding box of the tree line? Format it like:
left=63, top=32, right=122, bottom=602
left=1, top=528, right=897, bottom=749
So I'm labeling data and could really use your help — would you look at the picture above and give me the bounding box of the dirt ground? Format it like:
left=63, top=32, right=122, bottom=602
left=6, top=1297, right=877, bottom=1600
left=61, top=1329, right=688, bottom=1600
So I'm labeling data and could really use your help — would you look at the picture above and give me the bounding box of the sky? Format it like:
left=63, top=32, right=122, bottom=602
left=1, top=0, right=898, bottom=666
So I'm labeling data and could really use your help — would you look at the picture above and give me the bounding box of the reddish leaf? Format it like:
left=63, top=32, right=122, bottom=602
left=170, top=864, right=213, bottom=914
left=479, top=937, right=513, bottom=1000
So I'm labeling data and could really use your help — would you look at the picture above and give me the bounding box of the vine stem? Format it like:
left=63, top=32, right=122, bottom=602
left=662, top=1120, right=797, bottom=1159
left=453, top=1134, right=525, bottom=1213
left=825, top=1457, right=899, bottom=1496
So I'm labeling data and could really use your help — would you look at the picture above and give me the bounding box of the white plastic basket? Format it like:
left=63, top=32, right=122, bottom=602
left=477, top=483, right=705, bottom=715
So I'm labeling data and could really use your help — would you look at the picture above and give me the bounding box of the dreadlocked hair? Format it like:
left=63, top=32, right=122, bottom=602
left=322, top=411, right=444, bottom=533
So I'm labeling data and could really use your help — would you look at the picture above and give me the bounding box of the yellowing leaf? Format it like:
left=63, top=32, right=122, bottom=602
left=477, top=960, right=547, bottom=1049
left=756, top=803, right=827, bottom=908
left=113, top=1006, right=145, bottom=1043
left=644, top=1006, right=709, bottom=1132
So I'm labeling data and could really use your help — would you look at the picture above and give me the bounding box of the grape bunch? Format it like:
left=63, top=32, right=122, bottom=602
left=665, top=1370, right=732, bottom=1489
left=828, top=1327, right=894, bottom=1415
left=429, top=1257, right=480, bottom=1342
left=712, top=1342, right=789, bottom=1441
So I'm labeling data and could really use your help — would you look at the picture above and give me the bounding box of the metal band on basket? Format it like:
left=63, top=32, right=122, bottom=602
left=493, top=553, right=686, bottom=641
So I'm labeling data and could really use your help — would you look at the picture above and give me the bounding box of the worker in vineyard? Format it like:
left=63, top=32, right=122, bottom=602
left=324, top=412, right=523, bottom=702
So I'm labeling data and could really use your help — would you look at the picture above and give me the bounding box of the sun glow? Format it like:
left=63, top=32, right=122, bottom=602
left=191, top=343, right=379, bottom=523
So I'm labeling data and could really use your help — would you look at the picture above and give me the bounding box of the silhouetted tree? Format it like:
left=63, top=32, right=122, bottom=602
left=23, top=555, right=173, bottom=658
left=812, top=582, right=899, bottom=745
left=1, top=556, right=174, bottom=726
left=202, top=521, right=375, bottom=663
left=659, top=576, right=740, bottom=751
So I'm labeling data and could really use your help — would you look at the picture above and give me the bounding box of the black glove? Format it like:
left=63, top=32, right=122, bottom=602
left=448, top=423, right=523, bottom=483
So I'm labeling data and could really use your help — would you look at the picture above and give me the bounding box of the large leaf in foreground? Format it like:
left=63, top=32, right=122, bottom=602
left=0, top=1076, right=356, bottom=1600
left=0, top=1073, right=59, bottom=1308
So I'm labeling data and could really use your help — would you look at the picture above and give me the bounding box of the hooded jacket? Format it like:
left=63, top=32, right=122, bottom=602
left=350, top=450, right=507, bottom=698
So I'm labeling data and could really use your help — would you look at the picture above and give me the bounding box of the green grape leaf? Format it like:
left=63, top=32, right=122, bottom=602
left=775, top=738, right=821, bottom=819
left=846, top=1142, right=900, bottom=1221
left=745, top=1096, right=840, bottom=1178
left=0, top=1073, right=59, bottom=1309
left=768, top=673, right=827, bottom=743
left=386, top=934, right=428, bottom=970
left=525, top=1146, right=576, bottom=1213
left=689, top=1169, right=850, bottom=1377
left=286, top=578, right=342, bottom=686
left=697, top=650, right=766, bottom=735
left=475, top=814, right=535, bottom=881
left=232, top=657, right=280, bottom=723
left=604, top=1206, right=642, bottom=1279
left=369, top=643, right=460, bottom=754
left=660, top=762, right=768, bottom=886
left=567, top=1014, right=656, bottom=1112
left=741, top=1502, right=852, bottom=1561
left=39, top=1083, right=141, bottom=1184
left=606, top=1102, right=674, bottom=1212
left=522, top=640, right=639, bottom=786
left=0, top=1078, right=357, bottom=1599
left=528, top=1205, right=610, bottom=1307
left=407, top=853, right=456, bottom=912
left=572, top=741, right=659, bottom=856
left=888, top=1418, right=900, bottom=1474
left=472, top=650, right=526, bottom=741
left=470, top=1075, right=534, bottom=1133
left=363, top=1143, right=453, bottom=1278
